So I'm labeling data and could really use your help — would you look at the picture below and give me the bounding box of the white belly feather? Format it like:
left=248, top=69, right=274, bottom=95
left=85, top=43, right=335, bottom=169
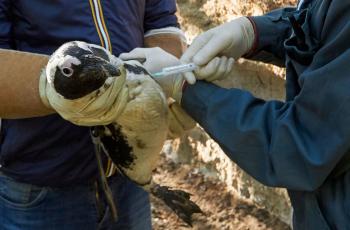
left=115, top=67, right=168, bottom=185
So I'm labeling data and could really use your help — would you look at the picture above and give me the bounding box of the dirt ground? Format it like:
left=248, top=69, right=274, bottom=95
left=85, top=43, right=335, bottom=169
left=151, top=155, right=291, bottom=230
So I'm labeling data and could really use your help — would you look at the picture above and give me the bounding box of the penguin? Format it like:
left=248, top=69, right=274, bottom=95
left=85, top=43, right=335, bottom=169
left=45, top=41, right=202, bottom=226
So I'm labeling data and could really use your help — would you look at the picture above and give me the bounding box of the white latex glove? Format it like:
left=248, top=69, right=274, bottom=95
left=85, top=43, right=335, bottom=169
left=119, top=47, right=188, bottom=102
left=193, top=56, right=235, bottom=82
left=119, top=47, right=196, bottom=84
left=181, top=17, right=255, bottom=82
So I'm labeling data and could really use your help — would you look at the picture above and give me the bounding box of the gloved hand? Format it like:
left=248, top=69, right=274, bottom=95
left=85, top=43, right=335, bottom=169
left=192, top=56, right=235, bottom=82
left=181, top=17, right=255, bottom=82
left=120, top=47, right=196, bottom=84
left=119, top=47, right=188, bottom=102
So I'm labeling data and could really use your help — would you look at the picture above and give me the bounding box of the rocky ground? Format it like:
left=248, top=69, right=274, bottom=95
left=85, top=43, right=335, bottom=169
left=176, top=0, right=297, bottom=42
left=151, top=0, right=297, bottom=229
left=151, top=155, right=291, bottom=230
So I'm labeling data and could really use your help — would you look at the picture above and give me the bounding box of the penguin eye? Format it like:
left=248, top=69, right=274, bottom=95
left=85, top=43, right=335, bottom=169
left=61, top=67, right=74, bottom=77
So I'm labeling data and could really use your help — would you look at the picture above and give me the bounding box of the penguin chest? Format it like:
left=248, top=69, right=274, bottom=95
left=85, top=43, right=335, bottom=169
left=112, top=69, right=169, bottom=184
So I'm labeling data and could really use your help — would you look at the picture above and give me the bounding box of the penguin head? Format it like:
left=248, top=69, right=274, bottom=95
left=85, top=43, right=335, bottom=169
left=46, top=41, right=122, bottom=99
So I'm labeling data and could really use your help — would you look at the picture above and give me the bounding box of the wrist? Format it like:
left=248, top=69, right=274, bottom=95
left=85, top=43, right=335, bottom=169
left=144, top=27, right=187, bottom=58
left=226, top=16, right=255, bottom=59
left=243, top=16, right=259, bottom=58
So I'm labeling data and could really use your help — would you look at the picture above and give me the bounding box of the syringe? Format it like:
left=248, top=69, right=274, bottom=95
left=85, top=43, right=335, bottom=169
left=152, top=63, right=198, bottom=77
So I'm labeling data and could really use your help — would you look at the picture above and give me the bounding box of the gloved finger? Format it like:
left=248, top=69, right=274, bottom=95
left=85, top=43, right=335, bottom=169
left=192, top=35, right=228, bottom=66
left=181, top=32, right=212, bottom=64
left=194, top=57, right=220, bottom=80
left=223, top=57, right=235, bottom=78
left=119, top=48, right=146, bottom=61
left=205, top=57, right=229, bottom=82
left=183, top=72, right=196, bottom=84
left=213, top=57, right=234, bottom=81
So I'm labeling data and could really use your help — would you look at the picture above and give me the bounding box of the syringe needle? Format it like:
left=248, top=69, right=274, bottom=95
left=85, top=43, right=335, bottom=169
left=152, top=63, right=198, bottom=77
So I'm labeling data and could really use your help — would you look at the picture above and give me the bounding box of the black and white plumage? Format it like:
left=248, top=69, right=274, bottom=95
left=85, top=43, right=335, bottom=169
left=45, top=41, right=202, bottom=226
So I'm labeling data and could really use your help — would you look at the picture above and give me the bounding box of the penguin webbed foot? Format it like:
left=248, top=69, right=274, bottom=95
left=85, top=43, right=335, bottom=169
left=151, top=184, right=203, bottom=226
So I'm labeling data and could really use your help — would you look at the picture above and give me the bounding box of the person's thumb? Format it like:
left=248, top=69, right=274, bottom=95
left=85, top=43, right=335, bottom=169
left=183, top=72, right=196, bottom=84
left=119, top=48, right=146, bottom=61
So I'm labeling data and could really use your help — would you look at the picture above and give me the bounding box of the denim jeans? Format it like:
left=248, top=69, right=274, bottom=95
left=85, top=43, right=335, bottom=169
left=0, top=172, right=151, bottom=230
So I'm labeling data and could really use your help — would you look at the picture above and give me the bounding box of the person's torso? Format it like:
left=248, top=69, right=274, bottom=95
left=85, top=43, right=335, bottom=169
left=0, top=0, right=148, bottom=187
left=288, top=171, right=350, bottom=230
left=285, top=0, right=350, bottom=229
left=11, top=0, right=146, bottom=55
left=284, top=0, right=326, bottom=100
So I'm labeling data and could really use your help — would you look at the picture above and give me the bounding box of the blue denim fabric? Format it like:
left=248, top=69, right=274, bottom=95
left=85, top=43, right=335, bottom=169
left=0, top=172, right=151, bottom=230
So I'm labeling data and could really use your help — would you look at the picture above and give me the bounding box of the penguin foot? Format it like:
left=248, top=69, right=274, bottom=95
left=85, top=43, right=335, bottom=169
left=150, top=184, right=203, bottom=226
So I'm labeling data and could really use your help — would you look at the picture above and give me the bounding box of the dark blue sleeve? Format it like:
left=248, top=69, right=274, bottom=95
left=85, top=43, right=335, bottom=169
left=0, top=0, right=13, bottom=49
left=181, top=5, right=350, bottom=191
left=144, top=0, right=179, bottom=32
left=246, top=8, right=295, bottom=67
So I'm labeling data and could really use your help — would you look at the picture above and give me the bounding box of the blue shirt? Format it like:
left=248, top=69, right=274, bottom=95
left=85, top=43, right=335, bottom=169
left=0, top=0, right=178, bottom=187
left=182, top=0, right=350, bottom=229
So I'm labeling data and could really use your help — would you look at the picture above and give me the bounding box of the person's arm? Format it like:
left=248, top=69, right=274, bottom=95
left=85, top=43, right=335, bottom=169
left=0, top=1, right=53, bottom=118
left=143, top=0, right=186, bottom=58
left=245, top=7, right=295, bottom=67
left=0, top=49, right=53, bottom=118
left=181, top=0, right=350, bottom=191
